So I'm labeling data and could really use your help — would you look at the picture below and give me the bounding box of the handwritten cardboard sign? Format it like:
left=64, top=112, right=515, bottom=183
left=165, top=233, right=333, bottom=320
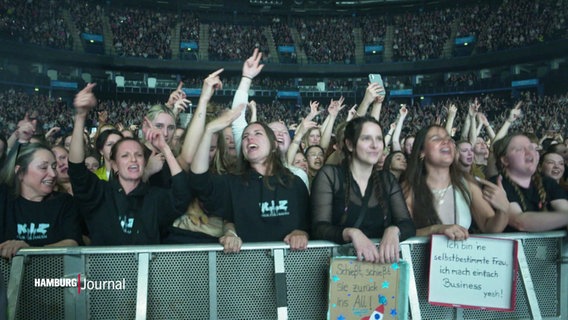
left=428, top=235, right=518, bottom=311
left=328, top=257, right=409, bottom=320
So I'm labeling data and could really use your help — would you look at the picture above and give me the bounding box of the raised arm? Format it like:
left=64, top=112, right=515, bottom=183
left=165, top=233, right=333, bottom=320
left=468, top=100, right=480, bottom=145
left=384, top=123, right=396, bottom=149
left=477, top=113, right=496, bottom=140
left=357, top=83, right=383, bottom=117
left=369, top=94, right=385, bottom=121
left=321, top=97, right=346, bottom=150
left=391, top=105, right=408, bottom=152
left=7, top=113, right=37, bottom=152
left=165, top=81, right=187, bottom=117
left=445, top=103, right=457, bottom=135
left=232, top=49, right=264, bottom=153
left=177, top=69, right=224, bottom=171
left=494, top=101, right=522, bottom=143
left=287, top=119, right=317, bottom=166
left=69, top=83, right=97, bottom=164
left=191, top=105, right=245, bottom=174
left=248, top=100, right=258, bottom=123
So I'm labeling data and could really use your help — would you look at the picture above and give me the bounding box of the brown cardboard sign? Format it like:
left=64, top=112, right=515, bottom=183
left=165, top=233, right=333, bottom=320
left=328, top=257, right=409, bottom=320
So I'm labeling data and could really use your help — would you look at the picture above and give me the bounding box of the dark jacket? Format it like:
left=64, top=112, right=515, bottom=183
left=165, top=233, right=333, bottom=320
left=189, top=169, right=309, bottom=242
left=69, top=161, right=191, bottom=245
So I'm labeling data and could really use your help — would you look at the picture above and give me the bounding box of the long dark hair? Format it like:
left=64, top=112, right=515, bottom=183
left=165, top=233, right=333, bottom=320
left=402, top=125, right=471, bottom=228
left=237, top=122, right=294, bottom=190
left=341, top=116, right=385, bottom=212
left=95, top=129, right=123, bottom=167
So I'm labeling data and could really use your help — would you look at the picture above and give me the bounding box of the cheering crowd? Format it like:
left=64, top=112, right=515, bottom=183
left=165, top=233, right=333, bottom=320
left=0, top=50, right=567, bottom=262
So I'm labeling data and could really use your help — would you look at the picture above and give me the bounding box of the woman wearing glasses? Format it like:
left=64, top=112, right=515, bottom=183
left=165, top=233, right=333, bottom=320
left=305, top=145, right=325, bottom=186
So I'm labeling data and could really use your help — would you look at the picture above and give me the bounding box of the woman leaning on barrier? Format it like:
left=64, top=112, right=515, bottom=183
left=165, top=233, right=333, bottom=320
left=311, top=116, right=416, bottom=264
left=0, top=143, right=81, bottom=258
left=68, top=84, right=191, bottom=245
left=189, top=106, right=310, bottom=253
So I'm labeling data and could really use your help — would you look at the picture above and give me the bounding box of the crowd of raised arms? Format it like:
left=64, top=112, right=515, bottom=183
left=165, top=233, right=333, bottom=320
left=1, top=0, right=567, bottom=62
left=0, top=49, right=567, bottom=263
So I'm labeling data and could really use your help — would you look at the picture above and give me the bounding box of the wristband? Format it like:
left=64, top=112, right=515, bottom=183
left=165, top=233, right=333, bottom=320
left=226, top=230, right=239, bottom=238
left=292, top=140, right=301, bottom=145
left=242, top=75, right=253, bottom=80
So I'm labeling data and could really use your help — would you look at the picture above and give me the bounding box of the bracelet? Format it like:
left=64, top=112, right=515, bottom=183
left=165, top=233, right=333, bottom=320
left=242, top=75, right=253, bottom=80
left=225, top=230, right=239, bottom=238
left=292, top=140, right=301, bottom=145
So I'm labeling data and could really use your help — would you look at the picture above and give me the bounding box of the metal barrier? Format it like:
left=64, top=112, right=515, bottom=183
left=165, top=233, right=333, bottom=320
left=4, top=231, right=567, bottom=320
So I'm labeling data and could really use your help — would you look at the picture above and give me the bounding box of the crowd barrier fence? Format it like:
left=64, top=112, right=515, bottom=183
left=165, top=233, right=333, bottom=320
left=3, top=231, right=567, bottom=320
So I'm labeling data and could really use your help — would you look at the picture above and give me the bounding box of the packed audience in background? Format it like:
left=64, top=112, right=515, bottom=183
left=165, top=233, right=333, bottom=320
left=3, top=0, right=565, bottom=62
left=1, top=87, right=567, bottom=147
left=108, top=7, right=177, bottom=59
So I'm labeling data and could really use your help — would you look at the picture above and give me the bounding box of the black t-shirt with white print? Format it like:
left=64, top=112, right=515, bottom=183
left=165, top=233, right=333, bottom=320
left=1, top=184, right=82, bottom=246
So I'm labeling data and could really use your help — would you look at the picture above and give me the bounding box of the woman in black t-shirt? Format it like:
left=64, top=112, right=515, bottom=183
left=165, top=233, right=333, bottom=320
left=493, top=133, right=568, bottom=231
left=0, top=143, right=81, bottom=258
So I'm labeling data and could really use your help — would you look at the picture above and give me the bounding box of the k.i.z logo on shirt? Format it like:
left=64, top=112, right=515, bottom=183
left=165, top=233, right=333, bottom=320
left=119, top=216, right=134, bottom=234
left=259, top=200, right=290, bottom=217
left=17, top=223, right=49, bottom=241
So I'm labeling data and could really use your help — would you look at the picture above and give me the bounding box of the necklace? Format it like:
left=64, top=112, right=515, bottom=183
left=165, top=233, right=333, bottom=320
left=432, top=185, right=453, bottom=206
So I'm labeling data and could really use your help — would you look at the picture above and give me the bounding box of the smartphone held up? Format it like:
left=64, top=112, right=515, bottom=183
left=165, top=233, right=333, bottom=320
left=368, top=73, right=386, bottom=96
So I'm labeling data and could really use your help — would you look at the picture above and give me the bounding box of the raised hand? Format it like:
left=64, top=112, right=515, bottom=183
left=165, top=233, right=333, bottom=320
left=206, top=104, right=246, bottom=134
left=15, top=113, right=37, bottom=143
left=201, top=68, right=224, bottom=101
left=173, top=98, right=192, bottom=115
left=448, top=103, right=457, bottom=116
left=468, top=99, right=480, bottom=118
left=346, top=105, right=358, bottom=121
left=144, top=117, right=167, bottom=152
left=328, top=96, right=347, bottom=117
left=166, top=82, right=187, bottom=108
left=508, top=101, right=522, bottom=122
left=74, top=83, right=97, bottom=117
left=306, top=100, right=322, bottom=121
left=363, top=82, right=384, bottom=103
left=45, top=126, right=61, bottom=139
left=477, top=176, right=510, bottom=213
left=242, top=48, right=264, bottom=79
left=399, top=104, right=408, bottom=116
left=97, top=110, right=108, bottom=124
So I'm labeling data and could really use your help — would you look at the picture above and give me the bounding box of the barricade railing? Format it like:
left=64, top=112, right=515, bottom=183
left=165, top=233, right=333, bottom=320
left=3, top=231, right=566, bottom=320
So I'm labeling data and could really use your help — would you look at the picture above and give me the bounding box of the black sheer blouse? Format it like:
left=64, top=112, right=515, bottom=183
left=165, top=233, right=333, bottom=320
left=311, top=164, right=415, bottom=244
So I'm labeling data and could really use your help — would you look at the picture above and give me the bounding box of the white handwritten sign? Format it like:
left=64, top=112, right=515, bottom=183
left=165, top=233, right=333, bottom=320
left=428, top=235, right=518, bottom=311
